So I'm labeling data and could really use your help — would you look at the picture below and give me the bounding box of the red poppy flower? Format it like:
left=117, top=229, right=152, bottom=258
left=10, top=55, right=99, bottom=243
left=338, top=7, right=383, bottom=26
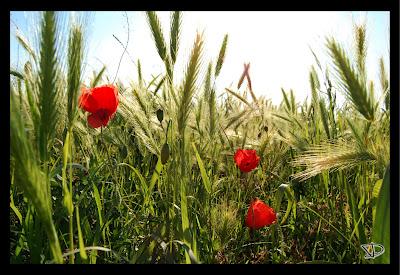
left=234, top=149, right=260, bottom=173
left=79, top=85, right=119, bottom=128
left=245, top=198, right=277, bottom=230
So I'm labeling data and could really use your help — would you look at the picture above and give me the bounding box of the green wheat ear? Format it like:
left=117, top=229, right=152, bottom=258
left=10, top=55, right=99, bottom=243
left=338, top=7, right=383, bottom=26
left=378, top=57, right=389, bottom=111
left=38, top=11, right=61, bottom=162
left=215, top=34, right=228, bottom=77
left=309, top=65, right=320, bottom=107
left=67, top=24, right=83, bottom=128
left=353, top=22, right=367, bottom=83
left=177, top=31, right=203, bottom=135
left=170, top=11, right=181, bottom=64
left=146, top=11, right=168, bottom=61
left=326, top=37, right=376, bottom=121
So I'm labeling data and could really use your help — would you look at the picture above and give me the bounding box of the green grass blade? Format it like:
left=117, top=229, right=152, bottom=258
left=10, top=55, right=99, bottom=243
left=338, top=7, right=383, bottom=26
left=149, top=157, right=163, bottom=195
left=373, top=164, right=390, bottom=263
left=10, top=200, right=23, bottom=225
left=319, top=99, right=331, bottom=139
left=92, top=183, right=103, bottom=228
left=281, top=88, right=291, bottom=113
left=192, top=143, right=211, bottom=194
left=136, top=59, right=142, bottom=85
left=75, top=205, right=88, bottom=260
left=180, top=179, right=191, bottom=264
left=225, top=88, right=253, bottom=110
left=118, top=163, right=149, bottom=200
left=345, top=177, right=366, bottom=245
left=91, top=66, right=106, bottom=88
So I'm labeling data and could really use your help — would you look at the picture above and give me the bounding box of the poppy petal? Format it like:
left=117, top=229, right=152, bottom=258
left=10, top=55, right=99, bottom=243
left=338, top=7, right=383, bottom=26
left=245, top=199, right=276, bottom=230
left=234, top=149, right=260, bottom=173
left=90, top=85, right=118, bottom=115
left=87, top=112, right=110, bottom=128
left=79, top=85, right=118, bottom=128
left=79, top=87, right=98, bottom=113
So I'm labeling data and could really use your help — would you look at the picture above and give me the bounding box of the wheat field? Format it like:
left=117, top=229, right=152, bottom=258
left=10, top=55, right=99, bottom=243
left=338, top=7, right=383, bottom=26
left=10, top=11, right=390, bottom=264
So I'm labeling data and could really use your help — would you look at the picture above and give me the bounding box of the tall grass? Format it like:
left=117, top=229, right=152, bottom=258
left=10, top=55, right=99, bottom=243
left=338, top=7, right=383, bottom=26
left=10, top=12, right=390, bottom=264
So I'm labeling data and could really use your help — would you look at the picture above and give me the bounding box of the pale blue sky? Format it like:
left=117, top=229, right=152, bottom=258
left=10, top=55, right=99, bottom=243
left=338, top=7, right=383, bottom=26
left=10, top=11, right=390, bottom=105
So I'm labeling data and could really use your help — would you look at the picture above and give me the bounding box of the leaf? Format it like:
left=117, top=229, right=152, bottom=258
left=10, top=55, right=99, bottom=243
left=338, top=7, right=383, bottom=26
left=149, top=157, right=163, bottom=194
left=137, top=59, right=142, bottom=86
left=280, top=187, right=295, bottom=225
left=345, top=176, right=366, bottom=245
left=173, top=240, right=200, bottom=264
left=281, top=88, right=291, bottom=113
left=75, top=205, right=88, bottom=260
left=130, top=237, right=150, bottom=264
left=62, top=131, right=73, bottom=215
left=346, top=118, right=364, bottom=148
left=92, top=183, right=103, bottom=227
left=225, top=88, right=253, bottom=109
left=372, top=179, right=383, bottom=200
left=319, top=99, right=331, bottom=139
left=10, top=201, right=23, bottom=225
left=153, top=75, right=165, bottom=95
left=373, top=164, right=390, bottom=264
left=180, top=179, right=191, bottom=264
left=118, top=163, right=148, bottom=199
left=91, top=66, right=106, bottom=88
left=191, top=143, right=211, bottom=194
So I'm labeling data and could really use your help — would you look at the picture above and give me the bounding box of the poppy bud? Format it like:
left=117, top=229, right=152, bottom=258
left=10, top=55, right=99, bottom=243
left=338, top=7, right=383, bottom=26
left=121, top=145, right=128, bottom=159
left=156, top=109, right=164, bottom=123
left=161, top=142, right=170, bottom=164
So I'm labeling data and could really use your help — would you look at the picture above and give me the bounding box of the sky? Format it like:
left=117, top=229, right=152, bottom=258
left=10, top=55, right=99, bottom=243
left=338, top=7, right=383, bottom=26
left=10, top=11, right=390, bottom=105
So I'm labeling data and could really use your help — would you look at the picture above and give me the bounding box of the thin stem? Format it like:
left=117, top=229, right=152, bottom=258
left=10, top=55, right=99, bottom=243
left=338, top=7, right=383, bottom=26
left=68, top=131, right=75, bottom=264
left=69, top=213, right=74, bottom=264
left=112, top=11, right=129, bottom=84
left=46, top=218, right=64, bottom=263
